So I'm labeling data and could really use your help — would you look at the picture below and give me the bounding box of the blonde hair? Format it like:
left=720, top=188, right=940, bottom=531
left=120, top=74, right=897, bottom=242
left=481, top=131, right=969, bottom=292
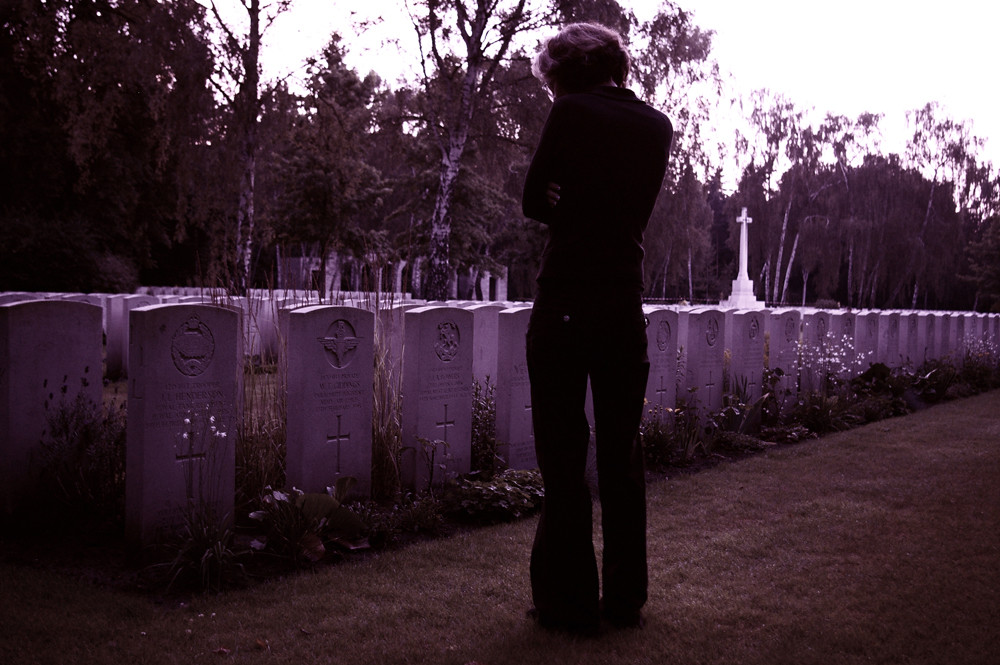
left=532, top=23, right=630, bottom=94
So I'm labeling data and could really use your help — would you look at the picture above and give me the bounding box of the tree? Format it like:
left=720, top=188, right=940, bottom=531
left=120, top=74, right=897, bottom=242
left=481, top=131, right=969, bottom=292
left=408, top=0, right=548, bottom=299
left=269, top=36, right=387, bottom=296
left=965, top=215, right=1000, bottom=311
left=206, top=0, right=291, bottom=293
left=0, top=0, right=216, bottom=291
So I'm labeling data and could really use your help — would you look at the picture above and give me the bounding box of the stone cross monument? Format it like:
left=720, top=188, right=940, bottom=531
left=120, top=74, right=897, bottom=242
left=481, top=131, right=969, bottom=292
left=720, top=207, right=765, bottom=310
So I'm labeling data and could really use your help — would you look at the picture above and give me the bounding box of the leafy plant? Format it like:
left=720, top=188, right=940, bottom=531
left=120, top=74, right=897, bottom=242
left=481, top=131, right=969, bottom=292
left=441, top=469, right=543, bottom=524
left=248, top=478, right=366, bottom=564
left=471, top=377, right=501, bottom=477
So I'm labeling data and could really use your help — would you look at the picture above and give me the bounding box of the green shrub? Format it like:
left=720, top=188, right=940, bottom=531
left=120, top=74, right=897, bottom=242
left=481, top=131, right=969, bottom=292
left=248, top=479, right=366, bottom=564
left=441, top=469, right=544, bottom=524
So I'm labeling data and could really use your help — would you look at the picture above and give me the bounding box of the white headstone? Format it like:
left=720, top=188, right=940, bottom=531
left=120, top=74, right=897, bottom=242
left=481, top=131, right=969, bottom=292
left=400, top=306, right=474, bottom=489
left=682, top=309, right=726, bottom=415
left=644, top=306, right=678, bottom=412
left=465, top=303, right=506, bottom=385
left=854, top=312, right=879, bottom=373
left=877, top=312, right=901, bottom=368
left=107, top=293, right=160, bottom=380
left=0, top=301, right=103, bottom=514
left=727, top=310, right=767, bottom=401
left=765, top=309, right=801, bottom=396
left=495, top=307, right=535, bottom=469
left=125, top=304, right=241, bottom=546
left=800, top=310, right=832, bottom=393
left=285, top=306, right=374, bottom=496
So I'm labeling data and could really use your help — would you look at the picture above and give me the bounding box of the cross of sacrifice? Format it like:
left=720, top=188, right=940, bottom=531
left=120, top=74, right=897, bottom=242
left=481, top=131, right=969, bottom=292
left=326, top=414, right=351, bottom=473
left=736, top=207, right=752, bottom=281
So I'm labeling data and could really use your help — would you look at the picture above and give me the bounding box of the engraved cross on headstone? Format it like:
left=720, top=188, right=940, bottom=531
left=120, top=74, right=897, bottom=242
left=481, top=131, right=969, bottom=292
left=326, top=414, right=350, bottom=473
left=436, top=404, right=455, bottom=443
left=704, top=369, right=717, bottom=406
left=655, top=375, right=670, bottom=407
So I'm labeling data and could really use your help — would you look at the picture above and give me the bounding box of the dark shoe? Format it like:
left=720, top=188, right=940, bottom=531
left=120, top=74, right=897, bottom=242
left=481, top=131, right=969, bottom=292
left=527, top=607, right=600, bottom=637
left=601, top=604, right=645, bottom=629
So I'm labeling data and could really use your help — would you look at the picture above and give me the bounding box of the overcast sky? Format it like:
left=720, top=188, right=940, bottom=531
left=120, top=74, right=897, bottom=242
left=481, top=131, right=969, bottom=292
left=257, top=0, right=998, bottom=170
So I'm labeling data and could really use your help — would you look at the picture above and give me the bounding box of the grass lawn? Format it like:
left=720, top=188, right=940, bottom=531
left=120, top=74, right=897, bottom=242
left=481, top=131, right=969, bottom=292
left=2, top=391, right=999, bottom=665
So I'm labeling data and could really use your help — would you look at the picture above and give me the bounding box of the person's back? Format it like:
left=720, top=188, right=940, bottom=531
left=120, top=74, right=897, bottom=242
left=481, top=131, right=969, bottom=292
left=523, top=85, right=671, bottom=296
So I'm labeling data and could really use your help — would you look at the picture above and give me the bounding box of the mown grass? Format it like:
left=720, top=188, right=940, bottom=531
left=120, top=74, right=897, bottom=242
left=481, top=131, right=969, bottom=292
left=3, top=391, right=999, bottom=665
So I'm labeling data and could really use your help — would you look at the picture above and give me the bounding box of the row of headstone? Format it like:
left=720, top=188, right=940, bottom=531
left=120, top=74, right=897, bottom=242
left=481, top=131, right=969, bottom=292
left=3, top=294, right=999, bottom=545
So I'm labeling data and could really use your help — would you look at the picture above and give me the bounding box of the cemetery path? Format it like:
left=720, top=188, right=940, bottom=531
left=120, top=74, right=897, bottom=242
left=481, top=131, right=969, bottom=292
left=2, top=391, right=999, bottom=665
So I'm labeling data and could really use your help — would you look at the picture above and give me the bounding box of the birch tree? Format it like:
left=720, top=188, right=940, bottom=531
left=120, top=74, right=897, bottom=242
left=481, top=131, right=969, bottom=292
left=408, top=0, right=547, bottom=299
left=207, top=0, right=290, bottom=294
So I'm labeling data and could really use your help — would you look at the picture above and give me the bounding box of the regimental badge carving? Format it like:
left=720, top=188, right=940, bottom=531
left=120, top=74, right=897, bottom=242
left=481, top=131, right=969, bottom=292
left=705, top=317, right=719, bottom=347
left=909, top=317, right=917, bottom=333
left=867, top=317, right=877, bottom=337
left=318, top=319, right=360, bottom=369
left=172, top=316, right=215, bottom=376
left=817, top=316, right=828, bottom=339
left=434, top=320, right=460, bottom=362
left=656, top=320, right=672, bottom=351
left=749, top=316, right=760, bottom=340
left=785, top=317, right=796, bottom=343
left=843, top=316, right=854, bottom=335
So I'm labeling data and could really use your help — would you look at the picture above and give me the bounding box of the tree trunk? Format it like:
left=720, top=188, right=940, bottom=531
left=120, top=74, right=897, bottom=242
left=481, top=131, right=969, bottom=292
left=846, top=240, right=855, bottom=308
left=801, top=269, right=810, bottom=307
left=779, top=229, right=800, bottom=304
left=233, top=0, right=260, bottom=295
left=687, top=245, right=694, bottom=303
left=659, top=246, right=671, bottom=299
left=772, top=196, right=793, bottom=302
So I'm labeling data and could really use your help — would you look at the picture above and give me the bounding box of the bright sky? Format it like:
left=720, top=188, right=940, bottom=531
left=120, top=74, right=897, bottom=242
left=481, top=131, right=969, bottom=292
left=258, top=0, right=999, bottom=170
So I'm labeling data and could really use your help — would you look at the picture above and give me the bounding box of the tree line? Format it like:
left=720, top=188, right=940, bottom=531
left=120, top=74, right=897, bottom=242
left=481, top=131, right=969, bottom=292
left=2, top=0, right=998, bottom=310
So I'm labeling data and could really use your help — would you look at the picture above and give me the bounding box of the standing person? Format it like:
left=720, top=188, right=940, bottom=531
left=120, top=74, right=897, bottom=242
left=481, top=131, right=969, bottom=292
left=522, top=22, right=673, bottom=635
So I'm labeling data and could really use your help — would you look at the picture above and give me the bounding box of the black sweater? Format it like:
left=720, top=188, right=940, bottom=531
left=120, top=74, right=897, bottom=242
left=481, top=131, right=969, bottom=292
left=522, top=86, right=672, bottom=298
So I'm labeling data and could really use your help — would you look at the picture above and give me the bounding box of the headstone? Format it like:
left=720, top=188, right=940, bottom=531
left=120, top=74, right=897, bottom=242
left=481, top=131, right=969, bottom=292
left=0, top=292, right=35, bottom=305
left=285, top=306, right=374, bottom=496
left=877, top=312, right=901, bottom=368
left=854, top=312, right=879, bottom=373
left=1, top=301, right=103, bottom=514
left=900, top=312, right=921, bottom=367
left=765, top=308, right=800, bottom=396
left=400, top=306, right=474, bottom=489
left=727, top=310, right=767, bottom=401
left=643, top=306, right=678, bottom=412
left=829, top=311, right=858, bottom=374
left=125, top=304, right=241, bottom=546
left=924, top=312, right=940, bottom=362
left=495, top=307, right=535, bottom=469
left=465, top=303, right=506, bottom=385
left=800, top=310, right=832, bottom=393
left=107, top=293, right=160, bottom=380
left=953, top=313, right=967, bottom=362
left=682, top=309, right=726, bottom=415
